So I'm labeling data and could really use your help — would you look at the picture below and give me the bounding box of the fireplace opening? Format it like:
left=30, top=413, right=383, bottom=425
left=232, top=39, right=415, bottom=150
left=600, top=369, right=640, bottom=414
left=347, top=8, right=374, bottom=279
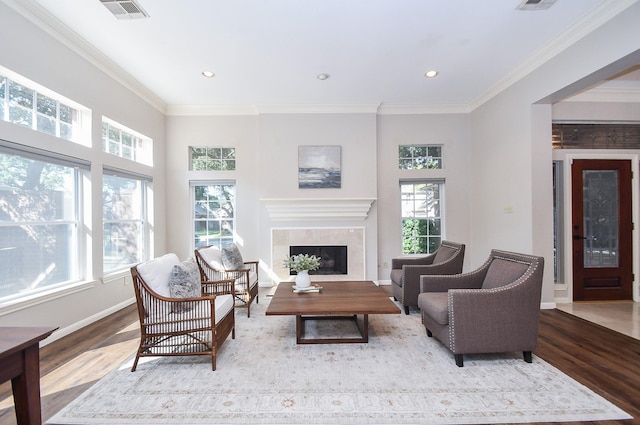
left=289, top=245, right=347, bottom=275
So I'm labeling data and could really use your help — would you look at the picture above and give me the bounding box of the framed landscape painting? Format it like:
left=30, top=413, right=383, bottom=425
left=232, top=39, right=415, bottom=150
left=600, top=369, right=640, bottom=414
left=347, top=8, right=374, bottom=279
left=298, top=145, right=341, bottom=189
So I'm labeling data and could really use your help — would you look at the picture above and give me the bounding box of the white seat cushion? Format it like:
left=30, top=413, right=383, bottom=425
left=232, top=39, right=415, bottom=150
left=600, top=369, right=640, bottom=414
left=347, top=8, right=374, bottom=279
left=214, top=294, right=234, bottom=323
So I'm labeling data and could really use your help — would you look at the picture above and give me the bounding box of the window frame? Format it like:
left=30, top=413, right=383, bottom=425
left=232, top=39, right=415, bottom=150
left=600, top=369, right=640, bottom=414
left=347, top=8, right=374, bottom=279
left=102, top=167, right=152, bottom=275
left=0, top=139, right=90, bottom=305
left=398, top=144, right=443, bottom=170
left=102, top=117, right=153, bottom=166
left=0, top=66, right=91, bottom=146
left=399, top=179, right=445, bottom=255
left=191, top=180, right=236, bottom=251
left=189, top=146, right=236, bottom=171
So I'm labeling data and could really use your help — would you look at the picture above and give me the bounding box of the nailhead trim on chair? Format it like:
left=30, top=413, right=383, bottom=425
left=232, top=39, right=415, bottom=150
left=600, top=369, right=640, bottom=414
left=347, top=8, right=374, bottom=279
left=447, top=251, right=542, bottom=354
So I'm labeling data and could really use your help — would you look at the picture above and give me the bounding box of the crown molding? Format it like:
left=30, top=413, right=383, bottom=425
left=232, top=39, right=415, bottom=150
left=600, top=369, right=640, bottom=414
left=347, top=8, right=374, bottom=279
left=2, top=0, right=167, bottom=114
left=262, top=198, right=376, bottom=221
left=255, top=104, right=380, bottom=114
left=166, top=104, right=259, bottom=116
left=563, top=87, right=640, bottom=103
left=167, top=103, right=472, bottom=116
left=377, top=104, right=470, bottom=115
left=167, top=104, right=382, bottom=116
left=468, top=0, right=639, bottom=111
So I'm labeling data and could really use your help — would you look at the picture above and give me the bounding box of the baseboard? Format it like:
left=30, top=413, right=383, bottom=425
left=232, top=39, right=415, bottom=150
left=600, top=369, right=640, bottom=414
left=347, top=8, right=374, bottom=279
left=377, top=279, right=391, bottom=286
left=259, top=281, right=274, bottom=288
left=541, top=302, right=557, bottom=310
left=43, top=297, right=136, bottom=346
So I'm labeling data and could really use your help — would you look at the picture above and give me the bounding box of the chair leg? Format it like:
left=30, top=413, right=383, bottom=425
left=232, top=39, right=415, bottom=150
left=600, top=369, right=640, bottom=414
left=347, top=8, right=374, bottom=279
left=455, top=354, right=464, bottom=367
left=523, top=351, right=533, bottom=363
left=131, top=352, right=141, bottom=372
left=404, top=305, right=410, bottom=315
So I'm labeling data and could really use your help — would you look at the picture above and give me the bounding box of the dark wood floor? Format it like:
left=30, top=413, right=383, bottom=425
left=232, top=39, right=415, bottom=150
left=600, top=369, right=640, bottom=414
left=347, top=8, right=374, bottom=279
left=1, top=302, right=639, bottom=425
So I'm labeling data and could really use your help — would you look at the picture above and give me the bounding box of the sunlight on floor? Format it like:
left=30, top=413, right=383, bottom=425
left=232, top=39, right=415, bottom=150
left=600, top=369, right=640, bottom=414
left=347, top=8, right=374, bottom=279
left=556, top=301, right=640, bottom=340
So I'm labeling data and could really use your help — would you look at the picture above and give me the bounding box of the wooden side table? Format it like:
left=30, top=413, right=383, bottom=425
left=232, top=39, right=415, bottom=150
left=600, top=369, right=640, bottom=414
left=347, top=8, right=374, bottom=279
left=0, top=327, right=57, bottom=425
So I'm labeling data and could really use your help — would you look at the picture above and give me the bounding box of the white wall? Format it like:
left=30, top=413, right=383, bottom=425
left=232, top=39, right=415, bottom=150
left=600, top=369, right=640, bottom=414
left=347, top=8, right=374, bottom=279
left=552, top=100, right=640, bottom=302
left=258, top=113, right=378, bottom=280
left=2, top=0, right=640, bottom=336
left=468, top=1, right=640, bottom=306
left=165, top=112, right=380, bottom=282
left=165, top=111, right=474, bottom=284
left=164, top=115, right=260, bottom=262
left=553, top=101, right=640, bottom=121
left=0, top=2, right=166, bottom=340
left=376, top=114, right=472, bottom=279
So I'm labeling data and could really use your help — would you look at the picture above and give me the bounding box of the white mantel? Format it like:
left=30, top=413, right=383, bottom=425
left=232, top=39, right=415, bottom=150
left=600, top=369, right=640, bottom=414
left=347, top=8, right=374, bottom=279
left=261, top=198, right=376, bottom=221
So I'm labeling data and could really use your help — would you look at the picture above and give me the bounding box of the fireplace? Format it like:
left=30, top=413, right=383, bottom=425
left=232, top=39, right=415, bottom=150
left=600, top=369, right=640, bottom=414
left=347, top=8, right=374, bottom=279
left=272, top=227, right=365, bottom=282
left=289, top=245, right=348, bottom=275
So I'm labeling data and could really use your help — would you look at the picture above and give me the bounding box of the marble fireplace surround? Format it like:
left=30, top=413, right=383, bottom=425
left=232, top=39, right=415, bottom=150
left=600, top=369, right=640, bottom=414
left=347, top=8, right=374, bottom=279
left=272, top=227, right=366, bottom=282
left=263, top=198, right=375, bottom=283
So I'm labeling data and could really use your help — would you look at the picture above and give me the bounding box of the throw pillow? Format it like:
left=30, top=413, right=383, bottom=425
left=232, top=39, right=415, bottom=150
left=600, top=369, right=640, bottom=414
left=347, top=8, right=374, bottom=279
left=221, top=243, right=245, bottom=270
left=169, top=258, right=202, bottom=312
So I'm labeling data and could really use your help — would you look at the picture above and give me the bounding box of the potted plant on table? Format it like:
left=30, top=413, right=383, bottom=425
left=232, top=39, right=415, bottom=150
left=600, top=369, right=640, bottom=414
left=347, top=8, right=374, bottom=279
left=283, top=253, right=321, bottom=288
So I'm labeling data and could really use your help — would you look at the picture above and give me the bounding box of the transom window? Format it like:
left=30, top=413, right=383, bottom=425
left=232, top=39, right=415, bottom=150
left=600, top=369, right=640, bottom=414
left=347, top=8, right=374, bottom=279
left=0, top=68, right=88, bottom=145
left=191, top=181, right=235, bottom=250
left=401, top=181, right=444, bottom=254
left=0, top=142, right=88, bottom=302
left=190, top=147, right=236, bottom=171
left=102, top=118, right=153, bottom=166
left=399, top=145, right=442, bottom=169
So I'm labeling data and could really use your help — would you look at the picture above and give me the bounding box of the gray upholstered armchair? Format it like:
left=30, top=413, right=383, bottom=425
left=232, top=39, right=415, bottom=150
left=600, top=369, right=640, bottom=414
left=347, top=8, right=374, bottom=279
left=390, top=241, right=465, bottom=315
left=417, top=249, right=544, bottom=367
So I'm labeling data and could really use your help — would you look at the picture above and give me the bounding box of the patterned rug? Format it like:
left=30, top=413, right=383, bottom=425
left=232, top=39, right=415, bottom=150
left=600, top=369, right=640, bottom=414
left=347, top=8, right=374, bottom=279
left=48, top=295, right=631, bottom=425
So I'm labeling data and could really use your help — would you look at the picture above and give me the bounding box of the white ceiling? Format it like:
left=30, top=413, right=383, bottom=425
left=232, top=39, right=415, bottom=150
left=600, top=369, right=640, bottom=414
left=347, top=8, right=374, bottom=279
left=10, top=0, right=639, bottom=111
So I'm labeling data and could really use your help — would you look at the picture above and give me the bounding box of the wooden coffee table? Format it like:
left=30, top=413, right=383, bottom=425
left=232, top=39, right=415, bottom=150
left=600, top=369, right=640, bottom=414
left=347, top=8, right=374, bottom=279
left=265, top=281, right=401, bottom=344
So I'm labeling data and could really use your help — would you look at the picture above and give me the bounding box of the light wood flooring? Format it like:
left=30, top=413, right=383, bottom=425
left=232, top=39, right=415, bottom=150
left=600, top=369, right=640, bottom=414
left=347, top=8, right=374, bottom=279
left=1, top=286, right=639, bottom=425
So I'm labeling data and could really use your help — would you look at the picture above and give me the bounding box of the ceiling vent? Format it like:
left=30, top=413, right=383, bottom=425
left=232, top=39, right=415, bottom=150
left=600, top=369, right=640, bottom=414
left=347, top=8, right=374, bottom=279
left=517, top=0, right=557, bottom=10
left=99, top=0, right=149, bottom=19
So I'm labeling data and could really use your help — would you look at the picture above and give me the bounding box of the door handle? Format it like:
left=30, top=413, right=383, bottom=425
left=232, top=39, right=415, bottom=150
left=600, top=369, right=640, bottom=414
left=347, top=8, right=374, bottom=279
left=573, top=235, right=587, bottom=240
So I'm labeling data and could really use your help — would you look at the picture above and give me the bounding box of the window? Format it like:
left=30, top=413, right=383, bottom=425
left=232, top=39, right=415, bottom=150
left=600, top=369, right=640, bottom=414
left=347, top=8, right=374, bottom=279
left=401, top=181, right=443, bottom=254
left=0, top=141, right=88, bottom=302
left=191, top=181, right=235, bottom=249
left=102, top=118, right=152, bottom=166
left=190, top=147, right=236, bottom=171
left=103, top=169, right=150, bottom=273
left=553, top=161, right=564, bottom=283
left=0, top=68, right=88, bottom=144
left=399, top=145, right=442, bottom=169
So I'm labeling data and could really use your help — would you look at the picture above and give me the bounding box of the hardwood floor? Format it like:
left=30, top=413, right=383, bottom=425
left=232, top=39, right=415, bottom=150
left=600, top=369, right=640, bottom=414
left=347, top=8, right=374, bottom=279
left=1, top=298, right=639, bottom=425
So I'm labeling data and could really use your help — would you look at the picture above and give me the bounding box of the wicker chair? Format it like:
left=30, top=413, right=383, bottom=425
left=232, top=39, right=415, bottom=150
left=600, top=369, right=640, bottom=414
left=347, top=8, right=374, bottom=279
left=417, top=249, right=544, bottom=367
left=195, top=245, right=259, bottom=318
left=390, top=241, right=465, bottom=314
left=130, top=253, right=235, bottom=371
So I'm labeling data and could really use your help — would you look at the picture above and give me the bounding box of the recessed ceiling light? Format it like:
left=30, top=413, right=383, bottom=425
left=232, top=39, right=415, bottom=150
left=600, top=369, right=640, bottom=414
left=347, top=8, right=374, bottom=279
left=424, top=70, right=439, bottom=78
left=317, top=73, right=330, bottom=80
left=202, top=71, right=215, bottom=78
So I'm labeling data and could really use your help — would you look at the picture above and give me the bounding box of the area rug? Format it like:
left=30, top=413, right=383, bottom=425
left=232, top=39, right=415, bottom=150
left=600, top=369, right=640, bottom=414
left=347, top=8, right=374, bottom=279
left=48, top=295, right=631, bottom=425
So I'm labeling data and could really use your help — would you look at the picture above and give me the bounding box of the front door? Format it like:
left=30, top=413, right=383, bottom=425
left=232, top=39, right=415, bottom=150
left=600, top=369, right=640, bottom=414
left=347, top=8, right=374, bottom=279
left=571, top=159, right=633, bottom=301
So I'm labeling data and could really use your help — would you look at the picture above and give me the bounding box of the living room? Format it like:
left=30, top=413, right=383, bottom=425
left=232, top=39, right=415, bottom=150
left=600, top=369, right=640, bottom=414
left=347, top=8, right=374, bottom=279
left=0, top=0, right=640, bottom=422
left=1, top=1, right=640, bottom=422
